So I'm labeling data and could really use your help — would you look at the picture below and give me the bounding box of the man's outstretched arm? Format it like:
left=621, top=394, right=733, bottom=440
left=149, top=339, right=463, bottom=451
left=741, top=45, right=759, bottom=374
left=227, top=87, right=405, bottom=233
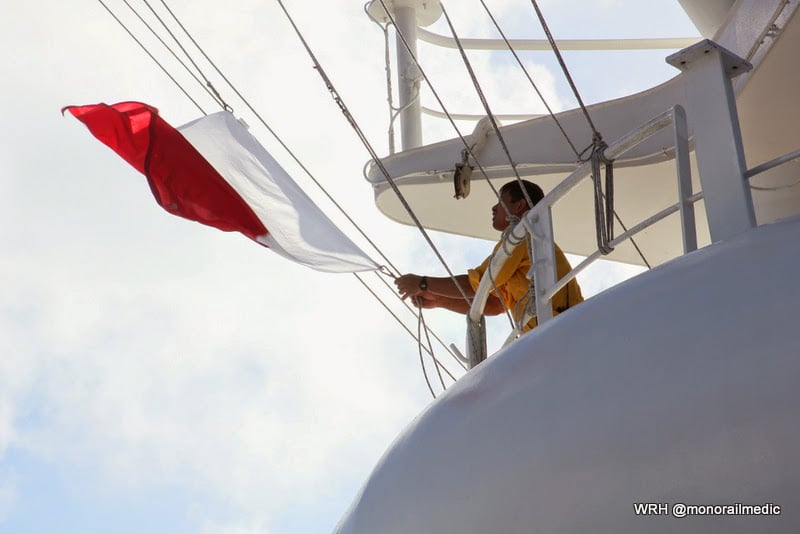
left=395, top=274, right=474, bottom=301
left=395, top=274, right=506, bottom=316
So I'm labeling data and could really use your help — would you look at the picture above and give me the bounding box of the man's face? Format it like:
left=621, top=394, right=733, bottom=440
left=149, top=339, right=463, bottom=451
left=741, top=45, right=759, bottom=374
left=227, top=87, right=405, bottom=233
left=491, top=191, right=522, bottom=232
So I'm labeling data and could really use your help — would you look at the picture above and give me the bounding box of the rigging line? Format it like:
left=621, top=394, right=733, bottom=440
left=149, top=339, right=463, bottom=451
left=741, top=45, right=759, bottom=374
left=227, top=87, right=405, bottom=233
left=275, top=0, right=475, bottom=309
left=529, top=0, right=600, bottom=139
left=526, top=2, right=645, bottom=264
left=373, top=0, right=539, bottom=264
left=143, top=0, right=233, bottom=111
left=104, top=0, right=457, bottom=386
left=374, top=0, right=529, bottom=232
left=437, top=5, right=543, bottom=327
left=417, top=312, right=438, bottom=398
left=365, top=2, right=397, bottom=155
left=158, top=0, right=401, bottom=276
left=439, top=3, right=535, bottom=210
left=601, top=190, right=651, bottom=268
left=372, top=273, right=467, bottom=370
left=354, top=273, right=459, bottom=382
left=372, top=0, right=521, bottom=327
left=613, top=210, right=651, bottom=268
left=490, top=222, right=528, bottom=329
left=476, top=0, right=581, bottom=160
left=95, top=0, right=205, bottom=114
left=373, top=0, right=504, bottom=202
left=418, top=311, right=445, bottom=397
left=119, top=0, right=225, bottom=109
left=420, top=309, right=448, bottom=391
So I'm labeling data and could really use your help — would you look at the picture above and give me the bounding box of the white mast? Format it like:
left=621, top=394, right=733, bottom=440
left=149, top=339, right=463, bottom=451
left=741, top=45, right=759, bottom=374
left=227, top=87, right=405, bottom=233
left=366, top=0, right=442, bottom=150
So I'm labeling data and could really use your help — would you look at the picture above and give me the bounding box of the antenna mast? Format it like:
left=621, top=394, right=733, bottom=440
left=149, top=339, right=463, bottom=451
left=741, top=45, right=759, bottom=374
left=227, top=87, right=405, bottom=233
left=367, top=0, right=442, bottom=150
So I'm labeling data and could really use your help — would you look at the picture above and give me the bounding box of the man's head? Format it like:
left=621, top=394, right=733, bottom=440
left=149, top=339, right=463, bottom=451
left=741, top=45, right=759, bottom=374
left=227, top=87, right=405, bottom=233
left=491, top=180, right=545, bottom=231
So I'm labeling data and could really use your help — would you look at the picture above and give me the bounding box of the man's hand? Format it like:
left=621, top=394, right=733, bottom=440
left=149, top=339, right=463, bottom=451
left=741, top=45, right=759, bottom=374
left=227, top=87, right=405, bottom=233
left=394, top=274, right=424, bottom=300
left=411, top=292, right=440, bottom=309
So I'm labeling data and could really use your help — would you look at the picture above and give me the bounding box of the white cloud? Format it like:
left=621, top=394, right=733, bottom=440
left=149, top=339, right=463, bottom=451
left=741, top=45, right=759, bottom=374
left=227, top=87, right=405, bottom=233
left=1, top=0, right=692, bottom=531
left=0, top=474, right=17, bottom=523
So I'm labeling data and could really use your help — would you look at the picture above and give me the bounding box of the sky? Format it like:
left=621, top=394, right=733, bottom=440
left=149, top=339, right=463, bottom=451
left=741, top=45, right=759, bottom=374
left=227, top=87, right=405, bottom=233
left=1, top=1, right=697, bottom=533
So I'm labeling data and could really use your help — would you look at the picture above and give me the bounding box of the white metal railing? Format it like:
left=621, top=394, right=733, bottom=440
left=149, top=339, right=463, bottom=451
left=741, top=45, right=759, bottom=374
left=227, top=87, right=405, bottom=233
left=420, top=105, right=544, bottom=123
left=466, top=105, right=698, bottom=368
left=418, top=27, right=700, bottom=51
left=745, top=147, right=800, bottom=180
left=413, top=28, right=699, bottom=125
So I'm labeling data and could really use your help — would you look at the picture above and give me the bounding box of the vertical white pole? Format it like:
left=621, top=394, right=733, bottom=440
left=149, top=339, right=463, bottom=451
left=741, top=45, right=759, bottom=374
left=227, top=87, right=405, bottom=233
left=466, top=315, right=487, bottom=369
left=672, top=105, right=698, bottom=253
left=667, top=40, right=755, bottom=243
left=528, top=208, right=556, bottom=325
left=394, top=5, right=423, bottom=150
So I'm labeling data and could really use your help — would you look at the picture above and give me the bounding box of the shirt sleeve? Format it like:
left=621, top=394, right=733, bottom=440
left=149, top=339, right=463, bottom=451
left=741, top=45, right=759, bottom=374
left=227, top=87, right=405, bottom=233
left=467, top=240, right=530, bottom=307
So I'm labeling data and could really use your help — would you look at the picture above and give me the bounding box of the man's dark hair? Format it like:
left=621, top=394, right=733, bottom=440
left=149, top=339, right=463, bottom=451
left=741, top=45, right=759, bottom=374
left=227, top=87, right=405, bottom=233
left=500, top=179, right=544, bottom=209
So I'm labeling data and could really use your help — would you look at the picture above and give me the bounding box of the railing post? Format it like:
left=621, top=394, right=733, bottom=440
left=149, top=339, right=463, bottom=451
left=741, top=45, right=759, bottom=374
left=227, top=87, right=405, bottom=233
left=466, top=315, right=487, bottom=369
left=672, top=105, right=697, bottom=253
left=667, top=40, right=755, bottom=243
left=526, top=206, right=556, bottom=325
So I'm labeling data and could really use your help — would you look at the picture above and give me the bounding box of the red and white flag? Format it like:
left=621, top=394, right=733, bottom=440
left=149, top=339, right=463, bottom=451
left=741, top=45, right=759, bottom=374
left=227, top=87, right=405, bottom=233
left=63, top=101, right=378, bottom=273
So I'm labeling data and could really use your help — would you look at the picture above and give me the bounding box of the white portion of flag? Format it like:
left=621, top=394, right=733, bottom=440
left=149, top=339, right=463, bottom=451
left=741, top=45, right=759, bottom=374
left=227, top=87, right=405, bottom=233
left=179, top=112, right=378, bottom=273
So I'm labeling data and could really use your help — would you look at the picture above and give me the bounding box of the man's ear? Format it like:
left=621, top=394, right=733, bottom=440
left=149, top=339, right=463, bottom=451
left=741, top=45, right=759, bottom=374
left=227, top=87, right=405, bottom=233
left=514, top=198, right=529, bottom=216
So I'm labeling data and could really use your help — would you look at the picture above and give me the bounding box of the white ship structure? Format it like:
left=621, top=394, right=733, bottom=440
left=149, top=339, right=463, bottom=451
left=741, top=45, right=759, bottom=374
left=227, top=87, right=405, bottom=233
left=336, top=0, right=800, bottom=532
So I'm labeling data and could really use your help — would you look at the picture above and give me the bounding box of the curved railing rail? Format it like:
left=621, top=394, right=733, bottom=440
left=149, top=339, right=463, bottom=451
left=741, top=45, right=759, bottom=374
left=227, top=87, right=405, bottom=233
left=466, top=105, right=697, bottom=368
left=418, top=27, right=699, bottom=52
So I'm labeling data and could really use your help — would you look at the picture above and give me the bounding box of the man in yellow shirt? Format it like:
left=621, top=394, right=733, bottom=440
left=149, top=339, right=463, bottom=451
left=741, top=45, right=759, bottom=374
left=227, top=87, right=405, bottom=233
left=395, top=179, right=582, bottom=331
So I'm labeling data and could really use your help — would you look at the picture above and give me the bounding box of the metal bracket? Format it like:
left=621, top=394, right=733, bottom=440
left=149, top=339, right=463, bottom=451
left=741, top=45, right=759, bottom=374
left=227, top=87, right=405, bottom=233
left=454, top=116, right=494, bottom=199
left=666, top=39, right=752, bottom=78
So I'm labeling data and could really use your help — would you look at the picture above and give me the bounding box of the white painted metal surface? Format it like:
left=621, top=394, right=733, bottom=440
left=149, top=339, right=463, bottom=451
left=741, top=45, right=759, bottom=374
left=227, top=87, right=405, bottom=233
left=667, top=40, right=756, bottom=243
left=678, top=0, right=737, bottom=38
left=393, top=5, right=423, bottom=150
left=366, top=0, right=444, bottom=150
left=366, top=0, right=800, bottom=266
left=466, top=106, right=696, bottom=364
left=418, top=27, right=699, bottom=51
left=340, top=1, right=800, bottom=530
left=337, top=215, right=800, bottom=534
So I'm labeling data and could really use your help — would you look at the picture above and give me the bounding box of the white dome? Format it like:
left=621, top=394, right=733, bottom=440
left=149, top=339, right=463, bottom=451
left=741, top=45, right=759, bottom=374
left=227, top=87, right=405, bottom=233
left=337, top=216, right=800, bottom=533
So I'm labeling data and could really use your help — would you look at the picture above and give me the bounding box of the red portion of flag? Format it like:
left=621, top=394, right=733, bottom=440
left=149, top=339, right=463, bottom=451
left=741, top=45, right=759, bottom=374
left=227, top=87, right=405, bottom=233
left=63, top=102, right=268, bottom=241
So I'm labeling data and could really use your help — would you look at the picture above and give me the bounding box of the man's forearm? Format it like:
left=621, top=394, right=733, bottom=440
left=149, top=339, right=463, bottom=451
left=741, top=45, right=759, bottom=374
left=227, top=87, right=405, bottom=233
left=426, top=293, right=472, bottom=314
left=395, top=273, right=474, bottom=303
left=425, top=274, right=474, bottom=299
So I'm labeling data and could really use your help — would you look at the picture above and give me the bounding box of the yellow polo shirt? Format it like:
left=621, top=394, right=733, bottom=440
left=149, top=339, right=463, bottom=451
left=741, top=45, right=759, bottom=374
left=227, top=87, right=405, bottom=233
left=467, top=238, right=583, bottom=331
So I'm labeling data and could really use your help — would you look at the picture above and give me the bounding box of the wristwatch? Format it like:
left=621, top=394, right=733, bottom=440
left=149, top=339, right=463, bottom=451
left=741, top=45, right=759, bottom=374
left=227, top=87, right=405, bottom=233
left=419, top=276, right=428, bottom=291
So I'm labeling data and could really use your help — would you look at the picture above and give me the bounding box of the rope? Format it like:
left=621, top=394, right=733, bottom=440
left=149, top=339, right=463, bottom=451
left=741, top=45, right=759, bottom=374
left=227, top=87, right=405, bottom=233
left=144, top=0, right=233, bottom=112
left=367, top=7, right=398, bottom=154
left=439, top=3, right=535, bottom=210
left=529, top=0, right=600, bottom=140
left=418, top=309, right=445, bottom=398
left=490, top=220, right=527, bottom=329
left=157, top=0, right=401, bottom=277
left=526, top=0, right=651, bottom=266
left=119, top=0, right=226, bottom=110
left=591, top=144, right=614, bottom=254
left=612, top=205, right=652, bottom=268
left=275, top=0, right=475, bottom=311
left=477, top=0, right=582, bottom=160
left=373, top=273, right=467, bottom=370
left=374, top=1, right=504, bottom=201
left=353, top=273, right=458, bottom=382
left=375, top=0, right=546, bottom=328
left=364, top=3, right=426, bottom=156
left=98, top=0, right=467, bottom=394
left=95, top=0, right=206, bottom=114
